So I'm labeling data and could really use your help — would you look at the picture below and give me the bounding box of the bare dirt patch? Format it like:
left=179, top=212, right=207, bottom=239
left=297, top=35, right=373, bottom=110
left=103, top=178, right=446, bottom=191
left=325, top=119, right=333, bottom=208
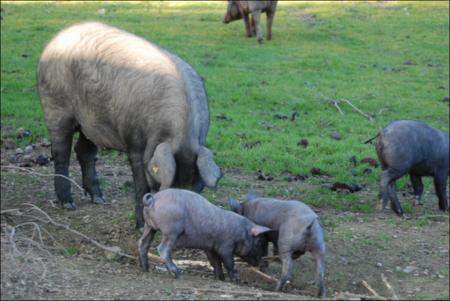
left=1, top=146, right=449, bottom=300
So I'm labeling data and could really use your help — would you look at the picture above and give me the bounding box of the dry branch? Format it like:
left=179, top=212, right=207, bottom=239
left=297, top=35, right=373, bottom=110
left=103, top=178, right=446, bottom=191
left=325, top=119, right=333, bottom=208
left=360, top=280, right=384, bottom=299
left=341, top=99, right=374, bottom=121
left=381, top=273, right=398, bottom=300
left=1, top=164, right=85, bottom=193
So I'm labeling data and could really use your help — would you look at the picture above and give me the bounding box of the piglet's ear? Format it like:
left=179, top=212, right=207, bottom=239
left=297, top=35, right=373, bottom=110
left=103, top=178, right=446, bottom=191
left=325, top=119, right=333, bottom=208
left=196, top=146, right=223, bottom=188
left=228, top=197, right=242, bottom=214
left=250, top=225, right=272, bottom=237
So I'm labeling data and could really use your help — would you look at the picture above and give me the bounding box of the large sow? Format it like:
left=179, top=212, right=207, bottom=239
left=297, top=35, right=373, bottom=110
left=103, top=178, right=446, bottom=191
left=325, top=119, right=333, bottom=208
left=365, top=120, right=449, bottom=215
left=37, top=22, right=222, bottom=229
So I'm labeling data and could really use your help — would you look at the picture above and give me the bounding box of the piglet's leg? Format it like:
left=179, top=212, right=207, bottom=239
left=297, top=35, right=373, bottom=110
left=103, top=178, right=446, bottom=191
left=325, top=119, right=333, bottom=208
left=205, top=250, right=225, bottom=280
left=276, top=252, right=293, bottom=291
left=157, top=234, right=180, bottom=278
left=138, top=224, right=156, bottom=272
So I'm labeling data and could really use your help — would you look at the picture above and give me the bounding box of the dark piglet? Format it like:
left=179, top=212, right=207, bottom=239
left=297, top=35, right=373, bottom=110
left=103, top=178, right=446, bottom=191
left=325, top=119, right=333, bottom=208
left=228, top=192, right=326, bottom=298
left=223, top=0, right=277, bottom=43
left=37, top=22, right=222, bottom=229
left=138, top=189, right=271, bottom=283
left=367, top=120, right=449, bottom=215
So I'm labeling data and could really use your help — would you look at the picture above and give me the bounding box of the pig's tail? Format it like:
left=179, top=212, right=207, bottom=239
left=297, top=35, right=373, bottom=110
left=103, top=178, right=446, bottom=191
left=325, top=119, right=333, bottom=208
left=143, top=193, right=154, bottom=206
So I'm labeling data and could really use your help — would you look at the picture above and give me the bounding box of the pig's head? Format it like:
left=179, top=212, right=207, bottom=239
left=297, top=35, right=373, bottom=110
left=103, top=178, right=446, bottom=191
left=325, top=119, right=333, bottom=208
left=223, top=0, right=242, bottom=24
left=236, top=224, right=272, bottom=266
left=146, top=142, right=222, bottom=193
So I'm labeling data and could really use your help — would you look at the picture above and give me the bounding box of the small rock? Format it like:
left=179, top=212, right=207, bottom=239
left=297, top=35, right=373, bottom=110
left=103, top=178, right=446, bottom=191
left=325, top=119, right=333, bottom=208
left=35, top=154, right=50, bottom=166
left=274, top=112, right=288, bottom=120
left=415, top=287, right=421, bottom=292
left=402, top=265, right=417, bottom=274
left=98, top=8, right=106, bottom=15
left=15, top=148, right=24, bottom=155
left=24, top=145, right=33, bottom=153
left=40, top=138, right=51, bottom=147
left=16, top=128, right=32, bottom=139
left=437, top=274, right=444, bottom=279
left=8, top=155, right=17, bottom=163
left=331, top=132, right=341, bottom=140
left=403, top=60, right=417, bottom=65
left=297, top=138, right=308, bottom=148
left=155, top=266, right=167, bottom=273
left=22, top=154, right=34, bottom=163
left=376, top=262, right=383, bottom=267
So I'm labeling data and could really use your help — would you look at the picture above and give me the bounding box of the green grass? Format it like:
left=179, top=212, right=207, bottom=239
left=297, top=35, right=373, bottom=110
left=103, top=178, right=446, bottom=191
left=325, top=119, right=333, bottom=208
left=1, top=1, right=448, bottom=212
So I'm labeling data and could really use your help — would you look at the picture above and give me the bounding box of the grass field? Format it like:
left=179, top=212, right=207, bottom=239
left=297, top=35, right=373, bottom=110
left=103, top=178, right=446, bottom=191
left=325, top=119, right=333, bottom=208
left=1, top=1, right=449, bottom=212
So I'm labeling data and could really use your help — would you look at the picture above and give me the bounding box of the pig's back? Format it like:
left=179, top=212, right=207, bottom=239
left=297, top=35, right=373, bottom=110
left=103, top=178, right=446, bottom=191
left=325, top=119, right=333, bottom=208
left=248, top=198, right=317, bottom=230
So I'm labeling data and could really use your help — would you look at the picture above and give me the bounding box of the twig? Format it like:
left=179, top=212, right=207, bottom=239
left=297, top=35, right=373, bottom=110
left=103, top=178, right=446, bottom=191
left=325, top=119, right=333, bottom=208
left=21, top=203, right=136, bottom=260
left=333, top=99, right=344, bottom=114
left=360, top=280, right=383, bottom=299
left=341, top=99, right=374, bottom=121
left=381, top=273, right=398, bottom=300
left=246, top=266, right=278, bottom=283
left=175, top=287, right=302, bottom=298
left=1, top=164, right=85, bottom=193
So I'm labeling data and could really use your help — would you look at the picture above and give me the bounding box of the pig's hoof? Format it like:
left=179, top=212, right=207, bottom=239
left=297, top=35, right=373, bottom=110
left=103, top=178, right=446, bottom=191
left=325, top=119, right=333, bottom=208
left=93, top=195, right=106, bottom=204
left=62, top=202, right=76, bottom=210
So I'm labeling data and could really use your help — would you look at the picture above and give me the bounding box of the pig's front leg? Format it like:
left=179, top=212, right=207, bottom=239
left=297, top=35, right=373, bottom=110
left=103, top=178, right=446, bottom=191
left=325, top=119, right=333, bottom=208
left=205, top=250, right=225, bottom=280
left=218, top=248, right=239, bottom=283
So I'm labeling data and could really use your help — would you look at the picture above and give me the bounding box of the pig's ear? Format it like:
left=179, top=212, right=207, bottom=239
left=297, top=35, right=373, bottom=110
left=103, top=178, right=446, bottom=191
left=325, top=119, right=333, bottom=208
left=250, top=225, right=272, bottom=237
left=228, top=197, right=242, bottom=214
left=246, top=191, right=257, bottom=201
left=196, top=146, right=223, bottom=188
left=149, top=142, right=176, bottom=190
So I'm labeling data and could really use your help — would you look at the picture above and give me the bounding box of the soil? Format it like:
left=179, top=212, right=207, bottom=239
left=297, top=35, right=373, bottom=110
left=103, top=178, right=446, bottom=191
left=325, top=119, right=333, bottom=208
left=1, top=142, right=449, bottom=300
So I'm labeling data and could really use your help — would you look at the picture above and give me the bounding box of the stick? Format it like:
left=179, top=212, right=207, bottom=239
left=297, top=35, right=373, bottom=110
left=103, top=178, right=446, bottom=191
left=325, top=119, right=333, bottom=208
left=333, top=100, right=344, bottom=114
left=1, top=165, right=85, bottom=193
left=23, top=203, right=136, bottom=260
left=341, top=99, right=373, bottom=121
left=246, top=266, right=278, bottom=283
left=360, top=280, right=382, bottom=299
left=381, top=273, right=398, bottom=300
left=175, top=287, right=301, bottom=298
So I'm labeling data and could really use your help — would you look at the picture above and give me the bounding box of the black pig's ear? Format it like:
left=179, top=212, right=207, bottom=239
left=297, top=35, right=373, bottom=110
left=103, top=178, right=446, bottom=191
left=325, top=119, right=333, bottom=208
left=228, top=197, right=242, bottom=214
left=196, top=146, right=223, bottom=188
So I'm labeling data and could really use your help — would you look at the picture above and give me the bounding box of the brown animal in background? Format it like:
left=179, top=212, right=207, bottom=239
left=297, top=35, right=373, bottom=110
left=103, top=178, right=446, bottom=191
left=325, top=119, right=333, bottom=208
left=37, top=22, right=222, bottom=230
left=223, top=0, right=278, bottom=43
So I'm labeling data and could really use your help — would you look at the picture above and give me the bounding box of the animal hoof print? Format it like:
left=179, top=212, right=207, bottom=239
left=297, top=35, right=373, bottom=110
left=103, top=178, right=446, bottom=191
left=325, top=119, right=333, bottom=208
left=63, top=202, right=77, bottom=210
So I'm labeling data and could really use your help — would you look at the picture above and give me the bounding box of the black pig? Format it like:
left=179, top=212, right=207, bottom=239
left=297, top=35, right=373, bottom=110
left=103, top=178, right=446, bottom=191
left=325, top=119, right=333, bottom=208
left=365, top=120, right=449, bottom=215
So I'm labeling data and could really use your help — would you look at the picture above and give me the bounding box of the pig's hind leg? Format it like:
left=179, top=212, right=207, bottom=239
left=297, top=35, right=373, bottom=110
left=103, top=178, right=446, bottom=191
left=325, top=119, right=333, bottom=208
left=157, top=233, right=181, bottom=278
left=138, top=224, right=156, bottom=272
left=433, top=173, right=449, bottom=211
left=379, top=168, right=405, bottom=215
left=205, top=250, right=225, bottom=280
left=74, top=131, right=105, bottom=204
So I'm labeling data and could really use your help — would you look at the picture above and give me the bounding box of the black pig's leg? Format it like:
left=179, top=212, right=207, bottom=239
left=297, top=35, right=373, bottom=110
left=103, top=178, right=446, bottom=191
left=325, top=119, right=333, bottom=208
left=252, top=10, right=263, bottom=43
left=379, top=169, right=404, bottom=215
left=409, top=173, right=424, bottom=206
left=50, top=128, right=75, bottom=209
left=157, top=233, right=180, bottom=278
left=129, top=153, right=151, bottom=230
left=266, top=10, right=275, bottom=40
left=205, top=250, right=225, bottom=280
left=74, top=131, right=104, bottom=204
left=434, top=174, right=449, bottom=211
left=138, top=224, right=156, bottom=272
left=250, top=15, right=256, bottom=36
